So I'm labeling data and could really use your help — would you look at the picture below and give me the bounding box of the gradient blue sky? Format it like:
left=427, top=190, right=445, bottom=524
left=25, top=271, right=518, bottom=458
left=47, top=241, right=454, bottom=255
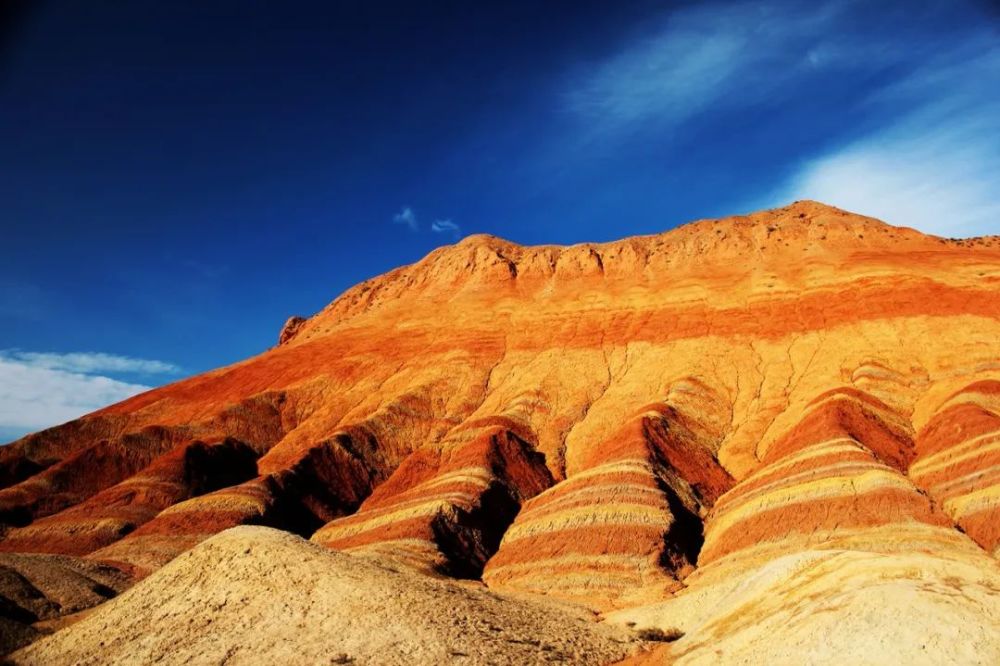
left=1, top=0, right=998, bottom=440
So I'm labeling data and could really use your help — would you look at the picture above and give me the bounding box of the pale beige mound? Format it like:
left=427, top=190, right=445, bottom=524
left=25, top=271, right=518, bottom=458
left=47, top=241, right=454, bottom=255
left=608, top=548, right=1000, bottom=665
left=10, top=526, right=638, bottom=665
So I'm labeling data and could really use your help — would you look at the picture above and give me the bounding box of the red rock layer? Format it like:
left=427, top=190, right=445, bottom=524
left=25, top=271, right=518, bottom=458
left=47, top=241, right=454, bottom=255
left=311, top=419, right=552, bottom=578
left=0, top=419, right=121, bottom=490
left=912, top=381, right=1000, bottom=555
left=483, top=389, right=733, bottom=610
left=88, top=435, right=375, bottom=576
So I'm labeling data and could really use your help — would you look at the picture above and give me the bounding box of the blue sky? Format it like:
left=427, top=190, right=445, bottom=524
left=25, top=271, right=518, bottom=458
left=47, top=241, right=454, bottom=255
left=1, top=0, right=998, bottom=441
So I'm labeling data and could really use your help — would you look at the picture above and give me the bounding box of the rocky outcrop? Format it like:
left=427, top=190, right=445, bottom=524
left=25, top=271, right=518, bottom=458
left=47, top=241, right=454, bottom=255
left=277, top=315, right=306, bottom=345
left=86, top=442, right=369, bottom=577
left=86, top=385, right=464, bottom=576
left=0, top=391, right=295, bottom=532
left=0, top=438, right=258, bottom=556
left=608, top=386, right=1000, bottom=665
left=912, top=380, right=1000, bottom=555
left=696, top=387, right=968, bottom=572
left=0, top=427, right=191, bottom=528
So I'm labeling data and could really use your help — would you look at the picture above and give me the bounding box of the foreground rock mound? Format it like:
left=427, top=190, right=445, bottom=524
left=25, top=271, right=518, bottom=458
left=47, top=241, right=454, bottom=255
left=10, top=526, right=637, bottom=665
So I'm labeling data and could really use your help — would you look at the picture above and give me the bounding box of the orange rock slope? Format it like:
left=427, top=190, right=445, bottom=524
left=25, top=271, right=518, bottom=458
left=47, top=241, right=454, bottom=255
left=2, top=201, right=1000, bottom=661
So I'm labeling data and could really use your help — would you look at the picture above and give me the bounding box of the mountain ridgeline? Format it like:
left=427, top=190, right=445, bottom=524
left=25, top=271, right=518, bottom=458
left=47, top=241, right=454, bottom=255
left=2, top=201, right=1000, bottom=664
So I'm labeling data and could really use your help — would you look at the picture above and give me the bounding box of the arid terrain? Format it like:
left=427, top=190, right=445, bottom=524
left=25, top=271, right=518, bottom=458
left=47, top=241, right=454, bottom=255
left=1, top=201, right=999, bottom=664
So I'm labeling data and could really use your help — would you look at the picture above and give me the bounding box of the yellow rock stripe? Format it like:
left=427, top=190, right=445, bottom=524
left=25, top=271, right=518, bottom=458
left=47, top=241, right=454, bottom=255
left=926, top=464, right=1000, bottom=499
left=409, top=466, right=492, bottom=492
left=704, top=469, right=916, bottom=553
left=943, top=482, right=1000, bottom=518
left=501, top=504, right=671, bottom=543
left=485, top=553, right=654, bottom=578
left=910, top=432, right=1000, bottom=478
left=525, top=483, right=664, bottom=517
left=715, top=459, right=893, bottom=516
left=314, top=494, right=472, bottom=541
left=740, top=438, right=861, bottom=482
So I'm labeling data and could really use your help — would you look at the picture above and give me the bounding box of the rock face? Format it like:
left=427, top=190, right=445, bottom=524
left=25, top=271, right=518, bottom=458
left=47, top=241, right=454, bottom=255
left=277, top=315, right=306, bottom=345
left=2, top=201, right=1000, bottom=663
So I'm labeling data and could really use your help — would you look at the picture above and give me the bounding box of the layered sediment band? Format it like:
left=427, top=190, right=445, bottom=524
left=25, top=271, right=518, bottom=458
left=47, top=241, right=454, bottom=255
left=913, top=382, right=1000, bottom=553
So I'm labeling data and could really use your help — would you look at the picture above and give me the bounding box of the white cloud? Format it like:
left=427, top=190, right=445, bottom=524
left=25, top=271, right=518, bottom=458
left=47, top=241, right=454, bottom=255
left=775, top=136, right=1000, bottom=238
left=2, top=350, right=181, bottom=375
left=563, top=2, right=857, bottom=137
left=0, top=355, right=153, bottom=435
left=0, top=350, right=180, bottom=439
left=392, top=206, right=418, bottom=231
left=759, top=44, right=1000, bottom=237
left=430, top=219, right=461, bottom=237
left=568, top=29, right=744, bottom=131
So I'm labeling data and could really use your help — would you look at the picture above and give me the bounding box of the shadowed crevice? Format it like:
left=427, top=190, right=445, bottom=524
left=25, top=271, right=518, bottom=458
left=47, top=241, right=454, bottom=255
left=657, top=481, right=705, bottom=575
left=430, top=480, right=525, bottom=580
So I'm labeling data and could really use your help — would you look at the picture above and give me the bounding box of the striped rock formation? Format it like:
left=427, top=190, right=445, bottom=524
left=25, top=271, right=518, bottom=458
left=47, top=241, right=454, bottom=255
left=483, top=381, right=733, bottom=610
left=311, top=417, right=552, bottom=577
left=82, top=381, right=477, bottom=575
left=1, top=201, right=1000, bottom=662
left=912, top=380, right=1000, bottom=555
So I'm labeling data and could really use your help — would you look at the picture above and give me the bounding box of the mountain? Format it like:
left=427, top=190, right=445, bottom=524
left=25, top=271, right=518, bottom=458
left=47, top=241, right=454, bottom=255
left=2, top=201, right=1000, bottom=663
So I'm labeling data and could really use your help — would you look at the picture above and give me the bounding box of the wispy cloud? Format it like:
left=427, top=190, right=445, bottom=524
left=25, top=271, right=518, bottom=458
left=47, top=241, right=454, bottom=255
left=430, top=219, right=461, bottom=238
left=0, top=350, right=181, bottom=375
left=392, top=207, right=465, bottom=239
left=760, top=42, right=1000, bottom=237
left=562, top=0, right=998, bottom=237
left=392, top=206, right=418, bottom=231
left=563, top=2, right=859, bottom=137
left=0, top=350, right=180, bottom=441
